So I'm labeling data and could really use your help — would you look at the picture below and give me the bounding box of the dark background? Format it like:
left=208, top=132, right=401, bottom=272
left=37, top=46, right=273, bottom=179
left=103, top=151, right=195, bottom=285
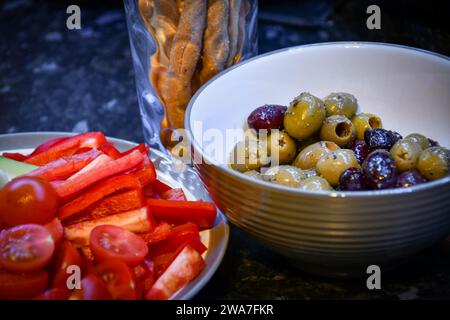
left=1, top=0, right=449, bottom=299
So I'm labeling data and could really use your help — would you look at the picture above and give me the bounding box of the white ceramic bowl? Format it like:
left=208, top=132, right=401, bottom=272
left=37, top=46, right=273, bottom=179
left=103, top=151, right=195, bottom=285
left=186, top=42, right=450, bottom=277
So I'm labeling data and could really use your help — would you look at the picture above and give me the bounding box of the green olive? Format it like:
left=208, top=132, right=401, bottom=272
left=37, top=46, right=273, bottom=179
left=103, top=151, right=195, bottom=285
left=283, top=92, right=326, bottom=140
left=230, top=139, right=270, bottom=172
left=316, top=149, right=360, bottom=186
left=416, top=147, right=449, bottom=180
left=323, top=92, right=358, bottom=118
left=243, top=170, right=264, bottom=181
left=404, top=133, right=430, bottom=150
left=267, top=130, right=297, bottom=165
left=390, top=139, right=422, bottom=172
left=298, top=176, right=333, bottom=191
left=293, top=141, right=340, bottom=169
left=262, top=165, right=307, bottom=187
left=297, top=135, right=320, bottom=154
left=352, top=113, right=383, bottom=140
left=319, top=115, right=356, bottom=147
left=303, top=168, right=318, bottom=179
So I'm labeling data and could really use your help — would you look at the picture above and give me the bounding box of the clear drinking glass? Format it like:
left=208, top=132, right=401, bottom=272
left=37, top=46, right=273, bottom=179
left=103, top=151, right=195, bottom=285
left=124, top=0, right=258, bottom=152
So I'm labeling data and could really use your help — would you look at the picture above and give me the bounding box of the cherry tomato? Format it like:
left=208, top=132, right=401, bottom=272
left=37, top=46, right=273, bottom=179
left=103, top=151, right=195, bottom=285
left=49, top=240, right=82, bottom=288
left=90, top=225, right=148, bottom=267
left=0, top=224, right=55, bottom=272
left=70, top=274, right=112, bottom=300
left=94, top=259, right=141, bottom=300
left=134, top=259, right=156, bottom=293
left=45, top=218, right=64, bottom=245
left=0, top=177, right=58, bottom=226
left=33, top=287, right=72, bottom=300
left=0, top=270, right=48, bottom=300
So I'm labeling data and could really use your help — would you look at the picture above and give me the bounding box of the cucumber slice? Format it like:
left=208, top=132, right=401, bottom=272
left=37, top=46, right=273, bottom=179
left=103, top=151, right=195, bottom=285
left=0, top=156, right=38, bottom=180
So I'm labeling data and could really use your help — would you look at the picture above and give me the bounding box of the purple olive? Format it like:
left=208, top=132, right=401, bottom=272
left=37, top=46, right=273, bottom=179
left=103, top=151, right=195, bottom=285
left=364, top=128, right=396, bottom=151
left=363, top=149, right=398, bottom=189
left=349, top=140, right=369, bottom=164
left=339, top=167, right=367, bottom=191
left=428, top=138, right=440, bottom=147
left=396, top=170, right=427, bottom=188
left=247, top=104, right=287, bottom=131
left=388, top=130, right=403, bottom=145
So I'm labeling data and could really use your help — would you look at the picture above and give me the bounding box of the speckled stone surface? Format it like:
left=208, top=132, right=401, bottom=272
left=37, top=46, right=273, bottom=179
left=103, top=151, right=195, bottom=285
left=1, top=0, right=449, bottom=299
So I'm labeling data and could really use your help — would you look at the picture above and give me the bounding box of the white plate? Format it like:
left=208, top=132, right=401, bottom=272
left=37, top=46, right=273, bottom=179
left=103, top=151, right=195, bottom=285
left=0, top=132, right=229, bottom=300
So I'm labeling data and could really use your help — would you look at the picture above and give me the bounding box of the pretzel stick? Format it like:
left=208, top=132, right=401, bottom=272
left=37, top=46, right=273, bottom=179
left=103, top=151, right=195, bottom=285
left=226, top=0, right=242, bottom=67
left=233, top=0, right=250, bottom=64
left=163, top=0, right=207, bottom=129
left=198, top=0, right=230, bottom=85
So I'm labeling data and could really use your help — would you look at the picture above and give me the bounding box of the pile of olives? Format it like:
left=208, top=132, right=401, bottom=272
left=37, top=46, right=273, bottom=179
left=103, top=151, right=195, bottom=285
left=230, top=92, right=449, bottom=191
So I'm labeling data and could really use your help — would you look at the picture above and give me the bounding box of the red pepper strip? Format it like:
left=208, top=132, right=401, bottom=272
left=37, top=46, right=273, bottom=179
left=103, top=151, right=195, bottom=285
left=2, top=152, right=28, bottom=162
left=25, top=132, right=107, bottom=165
left=26, top=149, right=102, bottom=182
left=98, top=143, right=121, bottom=159
left=146, top=199, right=217, bottom=230
left=161, top=188, right=187, bottom=201
left=121, top=143, right=149, bottom=157
left=53, top=150, right=144, bottom=200
left=58, top=174, right=142, bottom=221
left=64, top=207, right=153, bottom=246
left=64, top=189, right=145, bottom=225
left=140, top=222, right=172, bottom=245
left=150, top=179, right=173, bottom=195
left=147, top=223, right=206, bottom=276
left=127, top=155, right=157, bottom=186
left=29, top=137, right=70, bottom=158
left=145, top=245, right=205, bottom=300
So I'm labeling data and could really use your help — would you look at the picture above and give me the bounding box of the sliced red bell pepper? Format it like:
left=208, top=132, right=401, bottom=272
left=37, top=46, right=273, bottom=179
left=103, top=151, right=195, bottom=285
left=53, top=150, right=144, bottom=200
left=98, top=143, right=121, bottom=159
left=64, top=207, right=154, bottom=246
left=145, top=245, right=205, bottom=300
left=25, top=132, right=107, bottom=165
left=161, top=188, right=187, bottom=201
left=127, top=155, right=156, bottom=186
left=26, top=149, right=102, bottom=181
left=44, top=218, right=64, bottom=245
left=64, top=189, right=145, bottom=225
left=2, top=152, right=28, bottom=162
left=58, top=174, right=142, bottom=221
left=121, top=143, right=149, bottom=157
left=29, top=137, right=70, bottom=158
left=146, top=199, right=217, bottom=230
left=147, top=223, right=206, bottom=276
left=140, top=222, right=172, bottom=245
left=150, top=179, right=173, bottom=195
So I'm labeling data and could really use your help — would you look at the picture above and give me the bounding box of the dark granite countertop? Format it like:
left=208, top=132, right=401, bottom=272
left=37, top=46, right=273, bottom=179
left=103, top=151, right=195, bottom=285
left=1, top=0, right=449, bottom=299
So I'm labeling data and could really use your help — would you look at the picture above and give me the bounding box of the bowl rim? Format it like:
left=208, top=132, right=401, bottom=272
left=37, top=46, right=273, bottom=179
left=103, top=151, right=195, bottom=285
left=185, top=41, right=450, bottom=198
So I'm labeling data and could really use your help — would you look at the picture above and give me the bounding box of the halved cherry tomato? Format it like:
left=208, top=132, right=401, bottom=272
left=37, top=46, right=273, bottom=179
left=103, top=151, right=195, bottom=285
left=0, top=224, right=55, bottom=272
left=26, top=149, right=102, bottom=182
left=70, top=274, right=112, bottom=300
left=45, top=218, right=64, bottom=245
left=94, top=259, right=141, bottom=300
left=25, top=132, right=107, bottom=166
left=0, top=270, right=49, bottom=300
left=33, top=287, right=72, bottom=300
left=0, top=176, right=58, bottom=226
left=146, top=199, right=217, bottom=230
left=145, top=245, right=205, bottom=300
left=90, top=225, right=148, bottom=267
left=49, top=240, right=82, bottom=288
